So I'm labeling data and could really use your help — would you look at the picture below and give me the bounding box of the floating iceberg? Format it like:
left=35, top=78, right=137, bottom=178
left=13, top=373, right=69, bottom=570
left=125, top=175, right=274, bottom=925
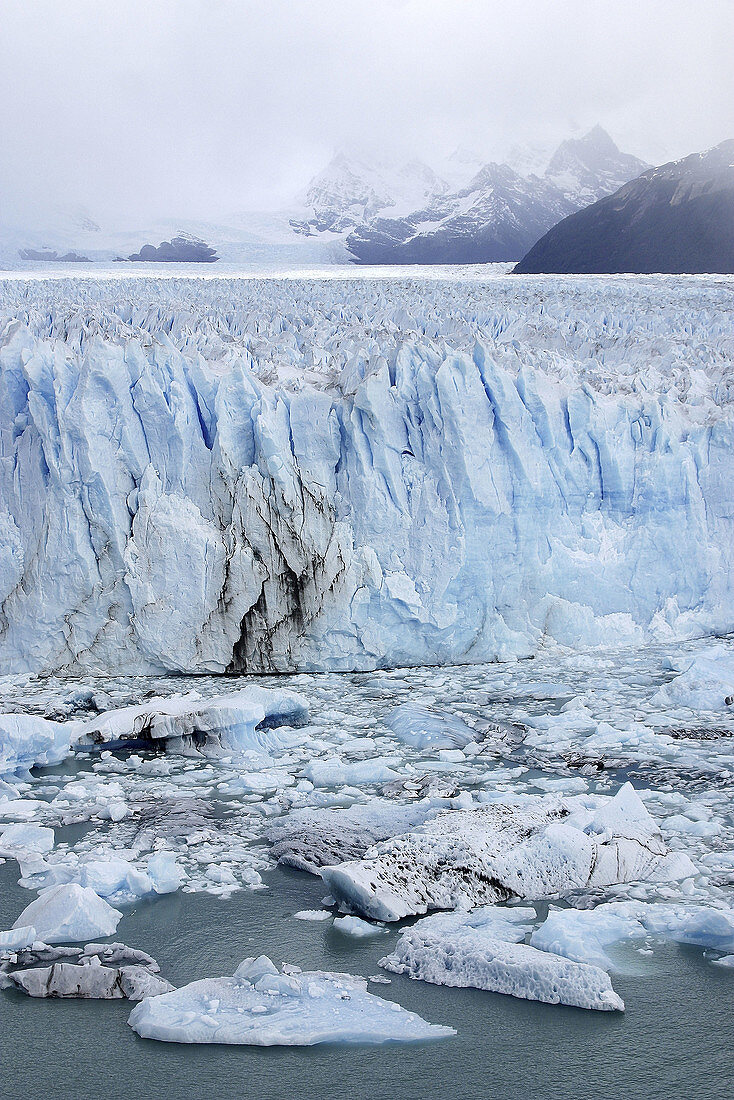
left=321, top=784, right=694, bottom=921
left=127, top=955, right=454, bottom=1045
left=0, top=926, right=37, bottom=951
left=385, top=705, right=479, bottom=750
left=2, top=941, right=173, bottom=1000
left=653, top=645, right=734, bottom=712
left=380, top=907, right=624, bottom=1012
left=531, top=901, right=734, bottom=967
left=530, top=905, right=648, bottom=969
left=16, top=848, right=184, bottom=905
left=8, top=884, right=122, bottom=943
left=333, top=915, right=385, bottom=937
left=75, top=687, right=308, bottom=755
left=0, top=713, right=72, bottom=778
left=0, top=822, right=54, bottom=857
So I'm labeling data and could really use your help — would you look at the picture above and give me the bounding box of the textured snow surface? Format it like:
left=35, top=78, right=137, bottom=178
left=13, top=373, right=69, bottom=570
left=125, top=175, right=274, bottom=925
left=380, top=907, right=624, bottom=1011
left=127, top=954, right=454, bottom=1045
left=267, top=801, right=433, bottom=874
left=1, top=273, right=732, bottom=675
left=321, top=784, right=691, bottom=921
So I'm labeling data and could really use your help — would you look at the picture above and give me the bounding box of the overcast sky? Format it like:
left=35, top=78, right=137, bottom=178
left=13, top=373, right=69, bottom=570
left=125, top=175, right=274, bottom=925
left=1, top=0, right=732, bottom=223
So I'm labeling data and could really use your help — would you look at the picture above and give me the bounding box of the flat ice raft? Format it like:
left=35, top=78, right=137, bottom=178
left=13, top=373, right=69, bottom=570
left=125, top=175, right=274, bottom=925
left=128, top=955, right=454, bottom=1045
left=322, top=783, right=695, bottom=921
left=380, top=908, right=624, bottom=1012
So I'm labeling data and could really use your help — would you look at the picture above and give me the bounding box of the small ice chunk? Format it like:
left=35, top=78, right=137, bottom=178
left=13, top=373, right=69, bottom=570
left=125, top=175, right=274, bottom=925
left=0, top=823, right=54, bottom=857
left=531, top=906, right=647, bottom=969
left=5, top=940, right=174, bottom=1000
left=0, top=714, right=72, bottom=777
left=385, top=705, right=478, bottom=750
left=333, top=915, right=385, bottom=937
left=79, top=859, right=152, bottom=901
left=147, top=852, right=184, bottom=894
left=77, top=688, right=308, bottom=756
left=304, top=757, right=401, bottom=787
left=653, top=645, right=734, bottom=712
left=293, top=910, right=331, bottom=922
left=0, top=925, right=37, bottom=951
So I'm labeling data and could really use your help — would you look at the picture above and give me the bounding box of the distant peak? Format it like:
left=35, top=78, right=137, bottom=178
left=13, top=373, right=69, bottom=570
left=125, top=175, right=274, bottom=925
left=555, top=126, right=619, bottom=157
left=584, top=124, right=617, bottom=148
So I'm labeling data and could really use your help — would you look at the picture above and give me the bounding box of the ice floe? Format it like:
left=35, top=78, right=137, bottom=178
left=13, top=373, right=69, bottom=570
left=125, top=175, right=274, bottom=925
left=75, top=687, right=309, bottom=755
left=0, top=714, right=72, bottom=778
left=380, top=907, right=624, bottom=1012
left=385, top=705, right=479, bottom=750
left=127, top=955, right=454, bottom=1045
left=1, top=941, right=173, bottom=1000
left=531, top=901, right=734, bottom=968
left=321, top=784, right=695, bottom=921
left=653, top=645, right=734, bottom=713
left=333, top=915, right=385, bottom=937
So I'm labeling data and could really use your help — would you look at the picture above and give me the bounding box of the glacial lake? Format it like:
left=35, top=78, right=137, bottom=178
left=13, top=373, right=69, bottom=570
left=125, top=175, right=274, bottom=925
left=1, top=855, right=732, bottom=1100
left=2, top=641, right=734, bottom=1100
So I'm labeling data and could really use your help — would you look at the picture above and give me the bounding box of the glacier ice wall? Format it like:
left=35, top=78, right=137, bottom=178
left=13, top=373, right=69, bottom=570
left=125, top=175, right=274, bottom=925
left=0, top=274, right=732, bottom=675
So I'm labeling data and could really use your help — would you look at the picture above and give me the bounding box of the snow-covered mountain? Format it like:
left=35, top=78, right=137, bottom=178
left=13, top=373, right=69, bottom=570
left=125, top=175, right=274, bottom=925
left=0, top=127, right=650, bottom=267
left=544, top=125, right=649, bottom=204
left=290, top=152, right=448, bottom=235
left=515, top=139, right=734, bottom=274
left=0, top=274, right=731, bottom=676
left=0, top=207, right=348, bottom=267
left=345, top=128, right=649, bottom=264
left=344, top=163, right=574, bottom=264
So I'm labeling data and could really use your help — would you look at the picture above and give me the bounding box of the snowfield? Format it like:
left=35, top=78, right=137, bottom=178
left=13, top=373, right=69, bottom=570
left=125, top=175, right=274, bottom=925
left=0, top=271, right=732, bottom=676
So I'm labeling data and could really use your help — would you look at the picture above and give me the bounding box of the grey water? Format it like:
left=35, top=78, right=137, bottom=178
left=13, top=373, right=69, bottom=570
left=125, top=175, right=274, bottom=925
left=1, top=857, right=732, bottom=1100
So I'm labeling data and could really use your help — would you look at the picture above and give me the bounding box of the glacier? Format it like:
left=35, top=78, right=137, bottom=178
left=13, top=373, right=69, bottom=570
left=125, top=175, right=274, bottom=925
left=1, top=272, right=733, bottom=676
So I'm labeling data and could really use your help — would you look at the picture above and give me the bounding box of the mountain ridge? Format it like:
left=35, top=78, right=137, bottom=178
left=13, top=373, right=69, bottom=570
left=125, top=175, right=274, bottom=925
left=513, top=139, right=734, bottom=274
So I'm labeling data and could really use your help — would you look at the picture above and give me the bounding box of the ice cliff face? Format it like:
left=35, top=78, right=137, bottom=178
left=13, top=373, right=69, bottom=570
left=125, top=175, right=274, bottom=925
left=0, top=274, right=732, bottom=675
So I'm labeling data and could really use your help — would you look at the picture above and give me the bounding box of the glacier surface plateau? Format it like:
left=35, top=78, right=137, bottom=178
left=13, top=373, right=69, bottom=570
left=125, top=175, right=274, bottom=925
left=0, top=271, right=732, bottom=675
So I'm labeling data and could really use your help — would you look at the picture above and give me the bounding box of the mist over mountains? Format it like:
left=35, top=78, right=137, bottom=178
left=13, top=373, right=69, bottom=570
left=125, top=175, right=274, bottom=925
left=0, top=126, right=651, bottom=266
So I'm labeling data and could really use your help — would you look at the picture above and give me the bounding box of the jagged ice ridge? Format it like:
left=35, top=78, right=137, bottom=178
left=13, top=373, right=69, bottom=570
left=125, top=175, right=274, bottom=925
left=0, top=273, right=732, bottom=675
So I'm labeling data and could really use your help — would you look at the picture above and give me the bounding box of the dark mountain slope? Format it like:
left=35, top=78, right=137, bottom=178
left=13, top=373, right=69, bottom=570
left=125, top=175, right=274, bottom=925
left=514, top=141, right=734, bottom=274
